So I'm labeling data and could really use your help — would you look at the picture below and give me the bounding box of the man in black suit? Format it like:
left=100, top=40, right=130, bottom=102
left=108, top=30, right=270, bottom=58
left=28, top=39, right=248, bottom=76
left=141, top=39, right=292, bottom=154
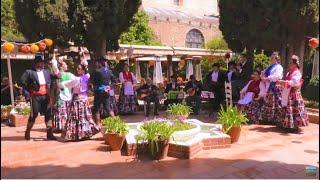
left=185, top=75, right=202, bottom=115
left=238, top=53, right=253, bottom=88
left=20, top=54, right=57, bottom=140
left=206, top=63, right=225, bottom=111
left=226, top=61, right=241, bottom=101
left=140, top=78, right=159, bottom=117
left=164, top=75, right=182, bottom=106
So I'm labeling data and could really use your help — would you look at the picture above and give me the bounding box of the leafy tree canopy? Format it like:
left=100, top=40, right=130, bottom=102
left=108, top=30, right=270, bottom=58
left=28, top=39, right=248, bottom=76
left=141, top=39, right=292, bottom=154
left=14, top=0, right=142, bottom=59
left=1, top=0, right=24, bottom=40
left=119, top=10, right=161, bottom=46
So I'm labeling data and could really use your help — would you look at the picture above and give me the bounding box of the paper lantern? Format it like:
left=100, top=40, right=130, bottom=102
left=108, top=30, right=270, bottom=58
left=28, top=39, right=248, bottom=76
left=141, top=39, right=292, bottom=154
left=20, top=45, right=31, bottom=53
left=44, top=38, right=53, bottom=47
left=3, top=42, right=15, bottom=53
left=30, top=44, right=39, bottom=53
left=148, top=60, right=155, bottom=67
left=225, top=53, right=231, bottom=59
left=38, top=42, right=47, bottom=51
left=206, top=56, right=214, bottom=62
left=194, top=58, right=201, bottom=65
left=309, top=38, right=319, bottom=49
left=178, top=59, right=185, bottom=67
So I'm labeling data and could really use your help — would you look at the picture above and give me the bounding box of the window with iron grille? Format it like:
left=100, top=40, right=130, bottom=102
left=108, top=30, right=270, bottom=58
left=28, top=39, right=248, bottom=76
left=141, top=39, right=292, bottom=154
left=185, top=29, right=204, bottom=48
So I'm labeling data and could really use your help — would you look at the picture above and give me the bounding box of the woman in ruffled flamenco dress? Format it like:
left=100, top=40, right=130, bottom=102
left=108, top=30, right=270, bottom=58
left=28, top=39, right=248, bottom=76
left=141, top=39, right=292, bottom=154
left=277, top=55, right=308, bottom=132
left=53, top=61, right=76, bottom=133
left=118, top=63, right=138, bottom=114
left=61, top=62, right=100, bottom=141
left=260, top=52, right=284, bottom=124
left=238, top=70, right=266, bottom=124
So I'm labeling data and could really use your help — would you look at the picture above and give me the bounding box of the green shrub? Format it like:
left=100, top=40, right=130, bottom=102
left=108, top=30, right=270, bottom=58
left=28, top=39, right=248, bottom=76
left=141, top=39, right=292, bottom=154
left=254, top=52, right=269, bottom=70
left=304, top=76, right=319, bottom=102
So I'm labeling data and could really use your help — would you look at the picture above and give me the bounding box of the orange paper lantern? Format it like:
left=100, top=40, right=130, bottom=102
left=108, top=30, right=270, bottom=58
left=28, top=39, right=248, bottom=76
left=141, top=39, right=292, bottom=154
left=3, top=42, right=15, bottom=53
left=309, top=38, right=319, bottom=49
left=44, top=38, right=53, bottom=47
left=38, top=42, right=47, bottom=51
left=178, top=59, right=185, bottom=67
left=148, top=61, right=155, bottom=67
left=30, top=44, right=39, bottom=53
left=20, top=45, right=31, bottom=53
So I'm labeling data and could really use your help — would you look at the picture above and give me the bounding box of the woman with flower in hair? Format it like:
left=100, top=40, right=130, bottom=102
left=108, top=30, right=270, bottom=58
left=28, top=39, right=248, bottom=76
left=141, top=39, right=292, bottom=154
left=260, top=52, right=283, bottom=124
left=118, top=63, right=138, bottom=114
left=53, top=61, right=77, bottom=132
left=61, top=63, right=100, bottom=141
left=277, top=55, right=308, bottom=132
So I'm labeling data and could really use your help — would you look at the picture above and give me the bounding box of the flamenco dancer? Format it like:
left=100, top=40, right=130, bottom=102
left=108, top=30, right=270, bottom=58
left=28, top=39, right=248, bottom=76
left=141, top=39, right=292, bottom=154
left=277, top=55, right=308, bottom=132
left=260, top=52, right=283, bottom=124
left=53, top=60, right=77, bottom=132
left=20, top=54, right=57, bottom=140
left=61, top=62, right=100, bottom=141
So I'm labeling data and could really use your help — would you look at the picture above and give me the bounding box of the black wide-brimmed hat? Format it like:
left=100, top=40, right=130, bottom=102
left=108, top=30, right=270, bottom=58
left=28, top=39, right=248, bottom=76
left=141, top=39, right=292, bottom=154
left=34, top=53, right=44, bottom=63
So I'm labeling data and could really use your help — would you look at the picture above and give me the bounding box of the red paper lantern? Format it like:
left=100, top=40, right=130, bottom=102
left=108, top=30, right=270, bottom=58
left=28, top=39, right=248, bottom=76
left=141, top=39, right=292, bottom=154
left=38, top=42, right=47, bottom=51
left=194, top=58, right=201, bottom=65
left=129, top=57, right=135, bottom=63
left=225, top=53, right=231, bottom=59
left=309, top=38, right=319, bottom=49
left=20, top=45, right=31, bottom=53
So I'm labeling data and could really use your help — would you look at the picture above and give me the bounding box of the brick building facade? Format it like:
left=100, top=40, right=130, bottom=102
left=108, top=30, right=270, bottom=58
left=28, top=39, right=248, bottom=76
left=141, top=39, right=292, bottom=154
left=142, top=0, right=221, bottom=48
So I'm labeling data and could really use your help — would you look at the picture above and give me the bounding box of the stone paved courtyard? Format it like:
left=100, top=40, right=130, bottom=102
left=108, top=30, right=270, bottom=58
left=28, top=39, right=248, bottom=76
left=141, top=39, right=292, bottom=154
left=1, top=112, right=319, bottom=179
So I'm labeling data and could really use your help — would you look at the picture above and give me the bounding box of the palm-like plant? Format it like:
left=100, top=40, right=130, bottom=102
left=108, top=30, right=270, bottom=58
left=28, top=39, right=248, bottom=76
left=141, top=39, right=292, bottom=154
left=216, top=105, right=248, bottom=133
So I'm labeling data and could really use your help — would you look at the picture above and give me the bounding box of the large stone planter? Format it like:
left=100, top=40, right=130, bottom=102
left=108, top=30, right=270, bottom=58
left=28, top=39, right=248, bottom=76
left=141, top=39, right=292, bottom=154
left=9, top=114, right=44, bottom=127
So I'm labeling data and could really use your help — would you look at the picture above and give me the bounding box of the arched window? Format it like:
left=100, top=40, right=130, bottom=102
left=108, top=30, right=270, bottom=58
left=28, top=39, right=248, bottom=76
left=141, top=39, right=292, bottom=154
left=185, top=29, right=204, bottom=48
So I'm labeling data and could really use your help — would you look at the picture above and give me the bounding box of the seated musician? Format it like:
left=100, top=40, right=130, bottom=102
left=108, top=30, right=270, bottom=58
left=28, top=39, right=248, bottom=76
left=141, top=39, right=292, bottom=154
left=164, top=75, right=182, bottom=106
left=184, top=75, right=203, bottom=115
left=139, top=77, right=159, bottom=117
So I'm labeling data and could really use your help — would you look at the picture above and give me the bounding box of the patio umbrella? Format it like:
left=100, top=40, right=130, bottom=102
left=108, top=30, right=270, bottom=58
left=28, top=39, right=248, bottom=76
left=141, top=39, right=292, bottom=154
left=186, top=58, right=194, bottom=80
left=153, top=56, right=163, bottom=84
left=135, top=61, right=142, bottom=83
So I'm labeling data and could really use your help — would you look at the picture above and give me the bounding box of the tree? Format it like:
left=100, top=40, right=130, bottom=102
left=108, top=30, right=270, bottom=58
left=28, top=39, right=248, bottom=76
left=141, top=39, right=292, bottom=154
left=119, top=10, right=161, bottom=46
left=1, top=0, right=24, bottom=40
left=67, top=0, right=141, bottom=58
left=219, top=0, right=319, bottom=71
left=205, top=36, right=229, bottom=51
left=14, top=0, right=70, bottom=47
left=14, top=0, right=142, bottom=59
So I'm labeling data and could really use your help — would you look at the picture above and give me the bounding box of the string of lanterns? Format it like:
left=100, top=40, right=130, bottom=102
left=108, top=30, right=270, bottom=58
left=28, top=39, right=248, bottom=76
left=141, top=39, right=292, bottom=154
left=308, top=38, right=319, bottom=49
left=1, top=38, right=53, bottom=54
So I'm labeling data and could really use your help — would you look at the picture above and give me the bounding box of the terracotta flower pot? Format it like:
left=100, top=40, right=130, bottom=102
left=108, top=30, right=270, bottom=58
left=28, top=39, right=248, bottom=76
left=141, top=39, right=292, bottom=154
left=227, top=126, right=241, bottom=143
left=105, top=133, right=126, bottom=151
left=148, top=140, right=169, bottom=160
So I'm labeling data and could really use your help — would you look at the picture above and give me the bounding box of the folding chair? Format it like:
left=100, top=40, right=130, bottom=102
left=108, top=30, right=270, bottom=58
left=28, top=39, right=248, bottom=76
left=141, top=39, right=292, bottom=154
left=225, top=82, right=233, bottom=107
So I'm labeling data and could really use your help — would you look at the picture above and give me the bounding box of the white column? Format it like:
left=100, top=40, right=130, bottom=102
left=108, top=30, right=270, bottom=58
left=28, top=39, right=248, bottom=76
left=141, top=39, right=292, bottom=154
left=7, top=55, right=14, bottom=106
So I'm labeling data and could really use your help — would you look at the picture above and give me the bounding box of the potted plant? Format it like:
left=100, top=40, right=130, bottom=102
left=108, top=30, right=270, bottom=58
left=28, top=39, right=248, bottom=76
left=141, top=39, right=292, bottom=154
left=1, top=105, right=12, bottom=120
left=136, top=120, right=176, bottom=160
left=216, top=105, right=248, bottom=143
left=102, top=116, right=129, bottom=151
left=9, top=106, right=32, bottom=127
left=166, top=103, right=192, bottom=122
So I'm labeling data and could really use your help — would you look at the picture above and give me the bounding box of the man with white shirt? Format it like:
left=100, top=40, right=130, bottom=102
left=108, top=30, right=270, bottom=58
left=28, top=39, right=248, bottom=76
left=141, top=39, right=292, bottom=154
left=20, top=54, right=57, bottom=140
